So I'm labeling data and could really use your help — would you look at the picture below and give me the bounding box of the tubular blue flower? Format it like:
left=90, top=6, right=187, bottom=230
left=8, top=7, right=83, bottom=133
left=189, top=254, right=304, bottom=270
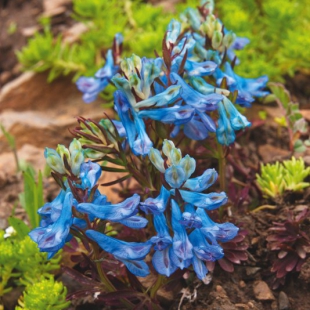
left=183, top=169, right=218, bottom=192
left=190, top=76, right=230, bottom=96
left=171, top=200, right=193, bottom=267
left=170, top=73, right=223, bottom=112
left=183, top=118, right=210, bottom=140
left=76, top=194, right=140, bottom=222
left=135, top=85, right=181, bottom=109
left=114, top=90, right=153, bottom=156
left=79, top=161, right=102, bottom=189
left=138, top=105, right=195, bottom=126
left=150, top=214, right=173, bottom=251
left=196, top=208, right=238, bottom=242
left=76, top=77, right=109, bottom=104
left=118, top=215, right=148, bottom=229
left=189, top=229, right=224, bottom=280
left=216, top=102, right=236, bottom=146
left=86, top=230, right=152, bottom=260
left=86, top=230, right=151, bottom=277
left=190, top=229, right=224, bottom=262
left=29, top=192, right=73, bottom=255
left=222, top=97, right=251, bottom=131
left=139, top=185, right=170, bottom=214
left=178, top=190, right=227, bottom=209
left=178, top=59, right=218, bottom=77
left=77, top=47, right=120, bottom=104
left=150, top=214, right=177, bottom=276
left=179, top=204, right=203, bottom=229
left=165, top=165, right=186, bottom=188
left=166, top=19, right=181, bottom=47
left=38, top=190, right=66, bottom=224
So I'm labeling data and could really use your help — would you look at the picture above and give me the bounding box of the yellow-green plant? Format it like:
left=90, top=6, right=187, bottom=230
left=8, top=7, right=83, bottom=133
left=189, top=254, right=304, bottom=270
left=0, top=229, right=61, bottom=297
left=216, top=0, right=310, bottom=81
left=15, top=278, right=70, bottom=310
left=256, top=157, right=310, bottom=198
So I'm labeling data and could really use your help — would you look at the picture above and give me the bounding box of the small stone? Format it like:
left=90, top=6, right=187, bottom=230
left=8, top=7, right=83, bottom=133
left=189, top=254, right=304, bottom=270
left=21, top=26, right=40, bottom=37
left=246, top=267, right=261, bottom=276
left=271, top=300, right=279, bottom=310
left=235, top=303, right=249, bottom=309
left=251, top=237, right=259, bottom=245
left=239, top=280, right=246, bottom=288
left=278, top=291, right=290, bottom=310
left=247, top=302, right=254, bottom=309
left=253, top=281, right=275, bottom=301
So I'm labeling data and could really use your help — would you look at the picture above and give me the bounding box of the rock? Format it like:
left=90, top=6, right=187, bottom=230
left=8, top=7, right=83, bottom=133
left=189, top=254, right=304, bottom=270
left=21, top=25, right=40, bottom=37
left=239, top=280, right=246, bottom=288
left=278, top=291, right=290, bottom=310
left=258, top=144, right=291, bottom=163
left=42, top=0, right=71, bottom=17
left=299, top=257, right=310, bottom=284
left=246, top=267, right=261, bottom=276
left=0, top=72, right=109, bottom=152
left=253, top=281, right=275, bottom=301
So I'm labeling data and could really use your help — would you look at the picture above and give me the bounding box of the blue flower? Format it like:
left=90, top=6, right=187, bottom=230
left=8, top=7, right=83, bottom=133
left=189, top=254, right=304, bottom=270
left=196, top=208, right=238, bottom=242
left=86, top=230, right=151, bottom=277
left=150, top=214, right=177, bottom=276
left=178, top=190, right=228, bottom=210
left=76, top=41, right=121, bottom=104
left=29, top=192, right=74, bottom=257
left=189, top=229, right=224, bottom=280
left=171, top=200, right=193, bottom=269
left=140, top=186, right=170, bottom=214
left=79, top=161, right=102, bottom=189
left=76, top=194, right=140, bottom=222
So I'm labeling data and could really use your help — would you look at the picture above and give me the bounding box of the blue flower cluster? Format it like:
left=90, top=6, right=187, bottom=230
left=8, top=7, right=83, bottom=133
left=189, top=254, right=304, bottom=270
left=32, top=139, right=237, bottom=280
left=76, top=2, right=268, bottom=153
left=30, top=0, right=268, bottom=283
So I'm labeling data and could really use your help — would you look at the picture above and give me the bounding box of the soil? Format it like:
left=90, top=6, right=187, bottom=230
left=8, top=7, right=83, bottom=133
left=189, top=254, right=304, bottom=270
left=0, top=1, right=310, bottom=310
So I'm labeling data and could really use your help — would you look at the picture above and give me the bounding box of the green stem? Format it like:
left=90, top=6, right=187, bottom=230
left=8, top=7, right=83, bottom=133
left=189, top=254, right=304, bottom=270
left=92, top=243, right=135, bottom=309
left=150, top=275, right=164, bottom=299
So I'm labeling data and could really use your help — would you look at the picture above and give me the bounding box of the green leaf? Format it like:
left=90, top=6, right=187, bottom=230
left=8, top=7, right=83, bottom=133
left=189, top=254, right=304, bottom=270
left=294, top=139, right=306, bottom=153
left=8, top=217, right=30, bottom=238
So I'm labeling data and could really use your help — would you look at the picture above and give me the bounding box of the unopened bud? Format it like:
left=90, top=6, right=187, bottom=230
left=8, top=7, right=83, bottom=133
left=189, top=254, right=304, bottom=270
left=149, top=148, right=165, bottom=173
left=212, top=30, right=223, bottom=49
left=44, top=148, right=65, bottom=174
left=223, top=31, right=236, bottom=48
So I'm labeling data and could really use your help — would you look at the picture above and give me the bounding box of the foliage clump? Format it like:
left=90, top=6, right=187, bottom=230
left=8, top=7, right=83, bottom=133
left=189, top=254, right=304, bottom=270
left=216, top=0, right=310, bottom=81
left=17, top=0, right=180, bottom=82
left=15, top=278, right=70, bottom=310
left=0, top=230, right=60, bottom=297
left=256, top=157, right=310, bottom=199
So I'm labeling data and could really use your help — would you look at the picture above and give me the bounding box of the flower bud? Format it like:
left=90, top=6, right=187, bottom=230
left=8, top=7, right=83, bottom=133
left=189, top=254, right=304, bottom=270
left=69, top=138, right=82, bottom=154
left=131, top=54, right=142, bottom=72
left=212, top=30, right=223, bottom=49
left=149, top=148, right=165, bottom=173
left=56, top=144, right=70, bottom=162
left=223, top=31, right=237, bottom=48
left=44, top=148, right=66, bottom=174
left=70, top=150, right=85, bottom=176
left=162, top=140, right=175, bottom=158
left=170, top=148, right=182, bottom=165
left=180, top=155, right=196, bottom=179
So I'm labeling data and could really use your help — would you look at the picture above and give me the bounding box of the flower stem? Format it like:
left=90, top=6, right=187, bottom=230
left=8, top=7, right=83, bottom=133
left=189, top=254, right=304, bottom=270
left=92, top=243, right=135, bottom=309
left=150, top=275, right=165, bottom=299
